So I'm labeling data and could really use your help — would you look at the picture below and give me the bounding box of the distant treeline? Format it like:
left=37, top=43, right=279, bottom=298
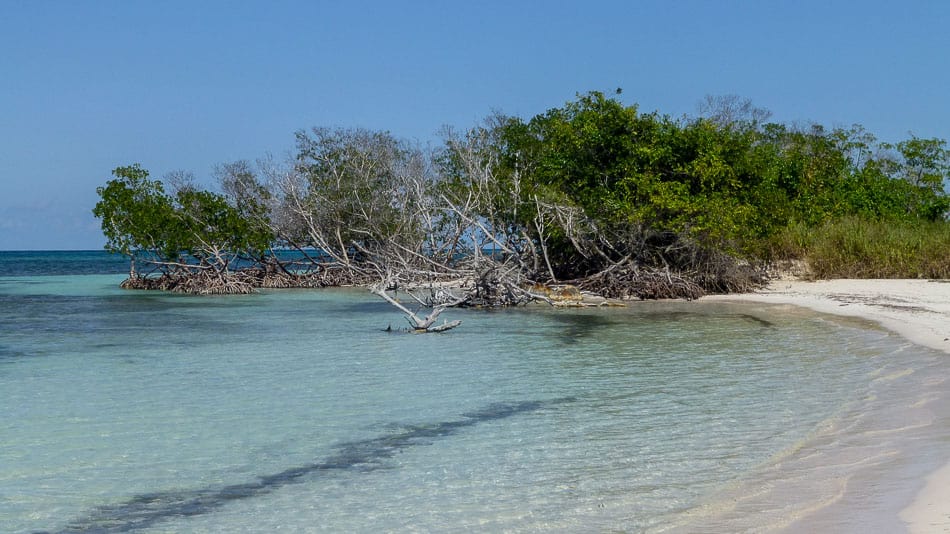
left=93, top=92, right=950, bottom=298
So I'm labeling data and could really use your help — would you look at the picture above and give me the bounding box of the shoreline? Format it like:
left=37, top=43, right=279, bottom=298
left=705, top=279, right=950, bottom=532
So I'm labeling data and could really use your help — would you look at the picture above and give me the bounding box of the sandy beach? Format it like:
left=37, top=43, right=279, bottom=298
left=707, top=279, right=950, bottom=532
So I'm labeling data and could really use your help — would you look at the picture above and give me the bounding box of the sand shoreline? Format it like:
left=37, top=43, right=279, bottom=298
left=705, top=279, right=950, bottom=533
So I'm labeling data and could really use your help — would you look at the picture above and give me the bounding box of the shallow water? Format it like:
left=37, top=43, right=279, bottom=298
left=2, top=254, right=949, bottom=532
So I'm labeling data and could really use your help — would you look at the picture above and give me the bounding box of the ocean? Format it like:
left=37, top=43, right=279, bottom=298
left=2, top=251, right=949, bottom=532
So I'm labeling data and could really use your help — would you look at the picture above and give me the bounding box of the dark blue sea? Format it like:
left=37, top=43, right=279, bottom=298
left=0, top=250, right=128, bottom=276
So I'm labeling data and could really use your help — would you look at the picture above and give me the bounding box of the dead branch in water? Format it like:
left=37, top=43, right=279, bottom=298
left=369, top=278, right=463, bottom=333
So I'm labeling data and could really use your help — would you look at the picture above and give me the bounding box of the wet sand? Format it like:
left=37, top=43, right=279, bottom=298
left=706, top=279, right=950, bottom=532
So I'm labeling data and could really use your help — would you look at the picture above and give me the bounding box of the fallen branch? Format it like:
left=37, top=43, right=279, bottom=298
left=370, top=280, right=463, bottom=333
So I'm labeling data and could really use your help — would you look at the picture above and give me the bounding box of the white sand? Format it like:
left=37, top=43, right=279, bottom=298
left=706, top=279, right=950, bottom=532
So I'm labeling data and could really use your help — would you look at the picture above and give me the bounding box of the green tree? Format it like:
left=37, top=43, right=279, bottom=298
left=93, top=164, right=278, bottom=279
left=172, top=188, right=274, bottom=270
left=92, top=164, right=175, bottom=276
left=894, top=136, right=950, bottom=220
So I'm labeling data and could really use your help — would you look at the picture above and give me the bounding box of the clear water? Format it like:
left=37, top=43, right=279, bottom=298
left=2, top=252, right=949, bottom=533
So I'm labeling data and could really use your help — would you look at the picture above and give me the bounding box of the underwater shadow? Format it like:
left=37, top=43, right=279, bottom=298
left=544, top=312, right=616, bottom=344
left=48, top=397, right=574, bottom=533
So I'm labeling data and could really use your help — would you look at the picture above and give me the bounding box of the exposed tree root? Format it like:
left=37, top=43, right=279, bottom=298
left=575, top=264, right=705, bottom=301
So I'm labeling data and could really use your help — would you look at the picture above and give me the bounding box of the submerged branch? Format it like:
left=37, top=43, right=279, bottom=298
left=370, top=279, right=464, bottom=333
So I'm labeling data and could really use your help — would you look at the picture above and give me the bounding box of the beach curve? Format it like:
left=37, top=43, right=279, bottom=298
left=706, top=279, right=950, bottom=533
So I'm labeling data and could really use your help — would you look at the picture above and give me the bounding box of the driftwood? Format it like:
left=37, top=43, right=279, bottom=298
left=369, top=281, right=463, bottom=333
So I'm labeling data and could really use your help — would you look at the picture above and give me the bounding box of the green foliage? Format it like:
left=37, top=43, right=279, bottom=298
left=92, top=164, right=177, bottom=260
left=93, top=164, right=276, bottom=272
left=772, top=217, right=950, bottom=279
left=893, top=137, right=950, bottom=220
left=495, top=92, right=949, bottom=265
left=173, top=189, right=274, bottom=260
left=94, top=91, right=950, bottom=287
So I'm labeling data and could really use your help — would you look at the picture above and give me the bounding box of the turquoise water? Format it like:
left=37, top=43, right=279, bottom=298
left=2, top=253, right=949, bottom=532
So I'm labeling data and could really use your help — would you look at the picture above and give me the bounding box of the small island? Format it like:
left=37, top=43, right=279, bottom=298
left=93, top=92, right=950, bottom=325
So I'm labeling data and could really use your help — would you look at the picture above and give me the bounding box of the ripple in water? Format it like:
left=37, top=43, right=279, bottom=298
left=2, top=269, right=949, bottom=533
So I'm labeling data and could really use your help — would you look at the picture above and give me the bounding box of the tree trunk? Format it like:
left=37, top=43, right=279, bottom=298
left=370, top=282, right=463, bottom=333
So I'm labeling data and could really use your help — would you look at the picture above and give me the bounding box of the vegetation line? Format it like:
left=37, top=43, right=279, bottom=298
left=93, top=92, right=950, bottom=308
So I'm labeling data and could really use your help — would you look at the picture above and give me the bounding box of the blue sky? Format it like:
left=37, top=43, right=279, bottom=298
left=2, top=1, right=948, bottom=250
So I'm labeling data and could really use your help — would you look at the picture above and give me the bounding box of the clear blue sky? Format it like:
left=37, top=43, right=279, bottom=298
left=2, top=0, right=948, bottom=250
